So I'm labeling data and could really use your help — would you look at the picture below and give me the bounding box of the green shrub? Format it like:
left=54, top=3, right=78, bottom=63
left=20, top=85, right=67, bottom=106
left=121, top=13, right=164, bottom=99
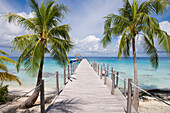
left=0, top=81, right=9, bottom=102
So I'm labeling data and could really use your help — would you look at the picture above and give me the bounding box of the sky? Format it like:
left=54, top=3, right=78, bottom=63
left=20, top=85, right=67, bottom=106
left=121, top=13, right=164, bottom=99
left=0, top=0, right=170, bottom=57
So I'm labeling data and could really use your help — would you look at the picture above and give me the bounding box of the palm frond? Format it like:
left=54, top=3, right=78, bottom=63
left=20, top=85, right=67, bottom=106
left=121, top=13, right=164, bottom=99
left=28, top=0, right=42, bottom=26
left=47, top=24, right=71, bottom=40
left=138, top=0, right=168, bottom=15
left=12, top=34, right=39, bottom=52
left=0, top=72, right=21, bottom=86
left=5, top=13, right=39, bottom=32
left=26, top=39, right=44, bottom=76
left=101, top=32, right=112, bottom=48
left=0, top=56, right=16, bottom=65
left=156, top=29, right=170, bottom=54
left=16, top=43, right=34, bottom=72
left=0, top=64, right=7, bottom=72
left=135, top=12, right=159, bottom=28
left=48, top=37, right=71, bottom=66
left=119, top=0, right=132, bottom=19
left=117, top=27, right=131, bottom=59
left=142, top=34, right=159, bottom=69
left=46, top=3, right=69, bottom=26
left=0, top=50, right=9, bottom=56
left=102, top=13, right=130, bottom=48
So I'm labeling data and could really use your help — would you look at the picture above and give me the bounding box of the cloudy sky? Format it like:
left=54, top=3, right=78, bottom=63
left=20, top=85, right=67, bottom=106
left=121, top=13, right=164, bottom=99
left=0, top=0, right=170, bottom=57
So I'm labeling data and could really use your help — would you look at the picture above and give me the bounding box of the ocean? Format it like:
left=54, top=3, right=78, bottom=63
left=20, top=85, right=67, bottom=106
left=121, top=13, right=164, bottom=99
left=4, top=57, right=170, bottom=90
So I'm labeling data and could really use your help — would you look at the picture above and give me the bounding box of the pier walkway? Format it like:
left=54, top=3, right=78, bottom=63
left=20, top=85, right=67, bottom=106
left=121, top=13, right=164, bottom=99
left=46, top=59, right=126, bottom=113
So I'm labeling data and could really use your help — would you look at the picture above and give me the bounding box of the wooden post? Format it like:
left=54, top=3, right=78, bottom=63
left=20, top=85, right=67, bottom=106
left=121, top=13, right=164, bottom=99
left=127, top=79, right=132, bottom=113
left=40, top=80, right=45, bottom=113
left=111, top=68, right=115, bottom=95
left=71, top=63, right=72, bottom=75
left=104, top=67, right=107, bottom=85
left=97, top=64, right=99, bottom=75
left=73, top=63, right=75, bottom=72
left=64, top=67, right=66, bottom=85
left=56, top=71, right=59, bottom=95
left=103, top=62, right=105, bottom=68
left=107, top=64, right=109, bottom=75
left=92, top=62, right=94, bottom=70
left=68, top=65, right=69, bottom=79
left=116, top=72, right=119, bottom=88
left=95, top=63, right=97, bottom=72
left=124, top=78, right=126, bottom=97
left=74, top=63, right=75, bottom=71
left=100, top=65, right=102, bottom=79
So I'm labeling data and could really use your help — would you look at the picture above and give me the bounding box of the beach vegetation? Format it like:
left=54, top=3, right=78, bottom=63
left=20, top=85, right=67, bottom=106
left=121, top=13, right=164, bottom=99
left=101, top=0, right=170, bottom=111
left=0, top=81, right=8, bottom=102
left=5, top=0, right=73, bottom=108
left=0, top=50, right=21, bottom=85
left=0, top=50, right=21, bottom=103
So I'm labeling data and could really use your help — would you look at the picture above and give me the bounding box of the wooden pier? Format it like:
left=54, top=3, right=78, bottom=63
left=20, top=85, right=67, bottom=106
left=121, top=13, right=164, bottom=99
left=46, top=59, right=136, bottom=113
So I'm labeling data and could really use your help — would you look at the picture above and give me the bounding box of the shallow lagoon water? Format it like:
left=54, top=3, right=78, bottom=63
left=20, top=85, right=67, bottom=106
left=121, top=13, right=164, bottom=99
left=4, top=57, right=170, bottom=90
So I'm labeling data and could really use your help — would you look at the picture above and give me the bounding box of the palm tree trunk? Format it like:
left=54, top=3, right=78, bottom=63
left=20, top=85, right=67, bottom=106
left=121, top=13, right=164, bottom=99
left=19, top=40, right=45, bottom=109
left=132, top=38, right=139, bottom=111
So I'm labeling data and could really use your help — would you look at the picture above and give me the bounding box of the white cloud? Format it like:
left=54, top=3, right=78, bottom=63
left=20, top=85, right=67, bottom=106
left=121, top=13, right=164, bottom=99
left=160, top=21, right=170, bottom=35
left=72, top=35, right=119, bottom=56
left=0, top=12, right=33, bottom=51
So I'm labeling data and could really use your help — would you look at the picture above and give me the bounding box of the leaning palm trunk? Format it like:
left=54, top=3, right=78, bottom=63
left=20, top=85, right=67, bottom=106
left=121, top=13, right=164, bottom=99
left=19, top=41, right=45, bottom=109
left=132, top=38, right=139, bottom=111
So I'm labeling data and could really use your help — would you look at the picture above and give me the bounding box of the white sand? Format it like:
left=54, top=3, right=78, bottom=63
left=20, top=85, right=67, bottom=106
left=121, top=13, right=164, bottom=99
left=0, top=88, right=56, bottom=113
left=139, top=99, right=170, bottom=113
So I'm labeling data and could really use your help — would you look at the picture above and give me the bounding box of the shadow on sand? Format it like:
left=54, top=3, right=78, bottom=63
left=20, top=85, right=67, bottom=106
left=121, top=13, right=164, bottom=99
left=46, top=98, right=82, bottom=113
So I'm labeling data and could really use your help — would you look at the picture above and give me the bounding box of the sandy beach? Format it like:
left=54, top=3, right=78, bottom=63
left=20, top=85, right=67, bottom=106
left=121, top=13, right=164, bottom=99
left=139, top=99, right=170, bottom=113
left=0, top=88, right=56, bottom=113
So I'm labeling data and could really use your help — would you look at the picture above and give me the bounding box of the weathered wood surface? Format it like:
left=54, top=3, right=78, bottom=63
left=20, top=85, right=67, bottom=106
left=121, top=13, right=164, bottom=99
left=46, top=59, right=125, bottom=113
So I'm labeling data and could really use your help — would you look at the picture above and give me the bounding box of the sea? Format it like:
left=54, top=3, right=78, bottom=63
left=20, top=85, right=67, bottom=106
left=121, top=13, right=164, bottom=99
left=4, top=57, right=170, bottom=90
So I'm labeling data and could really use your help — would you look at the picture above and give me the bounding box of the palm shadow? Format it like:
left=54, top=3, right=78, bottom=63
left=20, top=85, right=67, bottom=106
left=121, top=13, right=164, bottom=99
left=46, top=98, right=82, bottom=113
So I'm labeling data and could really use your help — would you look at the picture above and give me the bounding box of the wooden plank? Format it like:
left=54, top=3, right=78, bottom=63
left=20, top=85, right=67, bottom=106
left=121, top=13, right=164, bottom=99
left=46, top=59, right=126, bottom=113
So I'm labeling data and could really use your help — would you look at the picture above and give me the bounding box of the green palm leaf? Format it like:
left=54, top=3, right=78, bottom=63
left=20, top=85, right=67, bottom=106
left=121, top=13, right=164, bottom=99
left=0, top=72, right=21, bottom=86
left=142, top=35, right=159, bottom=69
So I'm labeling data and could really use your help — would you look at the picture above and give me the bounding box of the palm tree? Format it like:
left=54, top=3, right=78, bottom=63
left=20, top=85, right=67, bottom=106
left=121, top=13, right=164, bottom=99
left=0, top=50, right=21, bottom=85
left=6, top=0, right=73, bottom=108
left=101, top=0, right=170, bottom=111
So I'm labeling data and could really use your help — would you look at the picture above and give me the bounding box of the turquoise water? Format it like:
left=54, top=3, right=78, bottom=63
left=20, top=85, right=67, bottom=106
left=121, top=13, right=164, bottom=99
left=4, top=57, right=170, bottom=90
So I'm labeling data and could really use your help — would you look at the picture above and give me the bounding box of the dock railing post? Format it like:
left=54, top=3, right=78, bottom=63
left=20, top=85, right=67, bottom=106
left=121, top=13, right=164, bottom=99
left=127, top=79, right=132, bottom=113
left=100, top=65, right=102, bottom=79
left=104, top=67, right=107, bottom=85
left=40, top=79, right=45, bottom=113
left=111, top=68, right=115, bottom=95
left=71, top=63, right=72, bottom=75
left=74, top=63, right=76, bottom=72
left=107, top=64, right=109, bottom=75
left=103, top=62, right=105, bottom=68
left=95, top=63, right=97, bottom=72
left=74, top=63, right=75, bottom=72
left=97, top=64, right=99, bottom=75
left=56, top=71, right=59, bottom=95
left=124, top=78, right=126, bottom=97
left=64, top=67, right=66, bottom=85
left=68, top=65, right=70, bottom=79
left=116, top=72, right=119, bottom=88
left=92, top=62, right=94, bottom=70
